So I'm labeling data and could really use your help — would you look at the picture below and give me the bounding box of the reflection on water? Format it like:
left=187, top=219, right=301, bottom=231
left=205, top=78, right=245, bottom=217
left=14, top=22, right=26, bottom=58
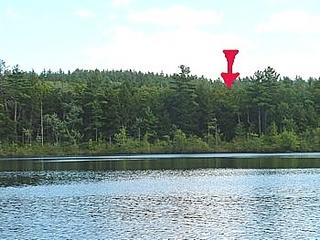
left=2, top=156, right=320, bottom=172
left=1, top=156, right=320, bottom=239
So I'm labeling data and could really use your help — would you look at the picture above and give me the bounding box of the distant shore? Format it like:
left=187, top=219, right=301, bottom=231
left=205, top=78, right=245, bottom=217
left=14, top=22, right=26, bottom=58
left=2, top=152, right=320, bottom=161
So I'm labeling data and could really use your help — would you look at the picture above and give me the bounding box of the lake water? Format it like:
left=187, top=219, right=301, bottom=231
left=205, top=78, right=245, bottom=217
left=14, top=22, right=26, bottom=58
left=1, top=153, right=320, bottom=239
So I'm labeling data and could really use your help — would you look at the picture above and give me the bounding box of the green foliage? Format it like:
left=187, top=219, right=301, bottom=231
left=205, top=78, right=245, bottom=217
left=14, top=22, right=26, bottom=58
left=269, top=121, right=278, bottom=136
left=114, top=126, right=128, bottom=146
left=172, top=129, right=187, bottom=152
left=172, top=129, right=209, bottom=152
left=169, top=65, right=198, bottom=134
left=276, top=130, right=300, bottom=151
left=234, top=122, right=246, bottom=139
left=1, top=60, right=320, bottom=156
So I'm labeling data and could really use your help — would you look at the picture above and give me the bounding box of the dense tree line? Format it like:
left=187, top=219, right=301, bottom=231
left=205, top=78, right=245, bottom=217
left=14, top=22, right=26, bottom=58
left=1, top=59, right=320, bottom=155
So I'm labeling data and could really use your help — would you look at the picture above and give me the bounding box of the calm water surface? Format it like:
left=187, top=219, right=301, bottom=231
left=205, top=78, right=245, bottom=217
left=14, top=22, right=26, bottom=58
left=1, top=154, right=320, bottom=239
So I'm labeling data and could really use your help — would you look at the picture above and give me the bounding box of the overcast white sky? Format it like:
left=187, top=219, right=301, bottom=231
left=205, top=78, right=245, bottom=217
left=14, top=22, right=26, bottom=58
left=1, top=0, right=320, bottom=79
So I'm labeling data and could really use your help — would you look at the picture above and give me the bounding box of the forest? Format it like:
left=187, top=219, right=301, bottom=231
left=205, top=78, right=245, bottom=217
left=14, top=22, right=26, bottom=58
left=0, top=59, right=320, bottom=156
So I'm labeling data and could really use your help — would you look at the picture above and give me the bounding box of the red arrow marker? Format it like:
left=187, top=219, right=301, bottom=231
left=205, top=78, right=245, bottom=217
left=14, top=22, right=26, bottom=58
left=221, top=50, right=240, bottom=88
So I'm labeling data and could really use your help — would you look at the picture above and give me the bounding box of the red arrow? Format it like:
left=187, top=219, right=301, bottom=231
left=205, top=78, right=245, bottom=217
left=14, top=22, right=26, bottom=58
left=221, top=50, right=240, bottom=88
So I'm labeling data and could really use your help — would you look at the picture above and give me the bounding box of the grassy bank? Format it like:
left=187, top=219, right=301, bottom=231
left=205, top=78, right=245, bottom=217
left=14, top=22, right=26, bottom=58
left=0, top=128, right=318, bottom=157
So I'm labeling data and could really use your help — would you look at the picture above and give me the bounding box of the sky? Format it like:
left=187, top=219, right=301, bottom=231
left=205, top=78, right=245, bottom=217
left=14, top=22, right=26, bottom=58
left=1, top=0, right=320, bottom=79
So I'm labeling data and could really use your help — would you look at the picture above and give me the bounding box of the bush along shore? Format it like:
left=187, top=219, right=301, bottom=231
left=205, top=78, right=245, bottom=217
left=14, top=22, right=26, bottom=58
left=0, top=127, right=318, bottom=157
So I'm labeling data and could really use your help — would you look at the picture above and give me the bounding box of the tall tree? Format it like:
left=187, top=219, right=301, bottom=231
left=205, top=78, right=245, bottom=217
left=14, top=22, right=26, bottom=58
left=168, top=65, right=198, bottom=134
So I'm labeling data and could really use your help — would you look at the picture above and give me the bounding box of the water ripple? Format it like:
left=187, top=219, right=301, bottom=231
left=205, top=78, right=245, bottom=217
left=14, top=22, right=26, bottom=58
left=1, top=169, right=320, bottom=239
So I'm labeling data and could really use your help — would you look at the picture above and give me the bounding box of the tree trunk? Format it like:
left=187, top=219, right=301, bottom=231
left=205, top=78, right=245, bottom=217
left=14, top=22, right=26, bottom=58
left=14, top=101, right=17, bottom=142
left=4, top=99, right=8, bottom=112
left=215, top=125, right=218, bottom=145
left=264, top=110, right=268, bottom=133
left=40, top=100, right=44, bottom=146
left=258, top=107, right=262, bottom=136
left=30, top=106, right=33, bottom=134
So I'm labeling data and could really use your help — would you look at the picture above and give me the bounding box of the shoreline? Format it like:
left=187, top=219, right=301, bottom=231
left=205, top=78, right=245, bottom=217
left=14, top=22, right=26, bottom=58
left=2, top=152, right=320, bottom=161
